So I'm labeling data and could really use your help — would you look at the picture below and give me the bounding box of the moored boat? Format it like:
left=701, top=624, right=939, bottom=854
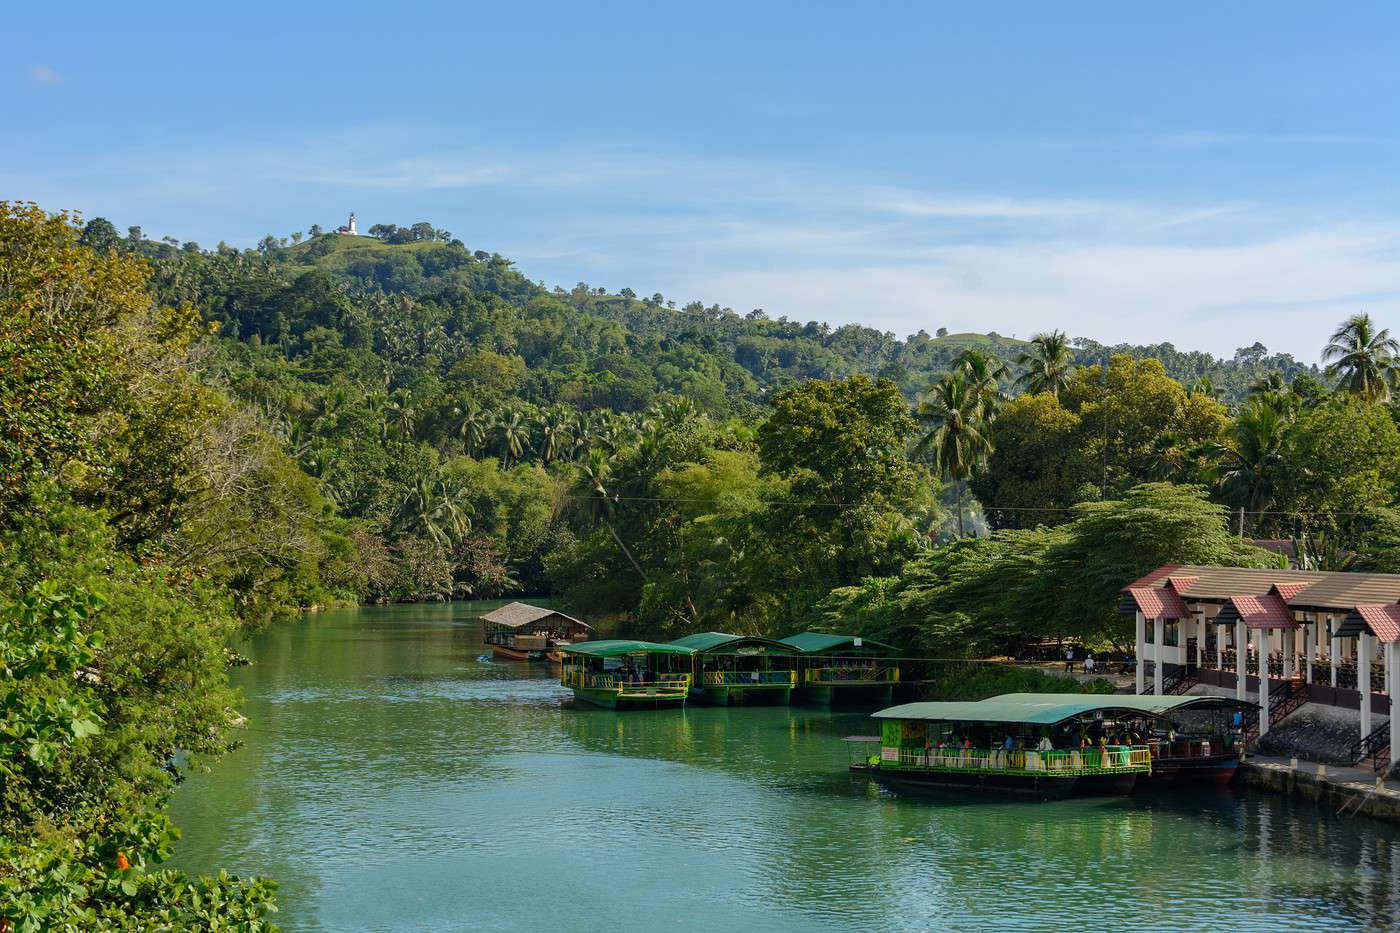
left=560, top=640, right=695, bottom=709
left=779, top=632, right=900, bottom=707
left=855, top=695, right=1155, bottom=800
left=667, top=632, right=798, bottom=705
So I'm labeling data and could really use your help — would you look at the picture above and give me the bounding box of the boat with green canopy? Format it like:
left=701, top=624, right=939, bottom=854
left=778, top=632, right=900, bottom=706
left=559, top=640, right=695, bottom=709
left=667, top=632, right=798, bottom=705
left=849, top=693, right=1225, bottom=799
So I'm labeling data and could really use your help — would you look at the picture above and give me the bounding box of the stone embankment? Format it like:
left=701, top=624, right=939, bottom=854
left=1239, top=755, right=1400, bottom=824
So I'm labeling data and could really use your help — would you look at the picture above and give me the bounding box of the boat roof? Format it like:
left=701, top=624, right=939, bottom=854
left=480, top=601, right=593, bottom=629
left=668, top=631, right=793, bottom=653
left=873, top=692, right=1257, bottom=725
left=777, top=631, right=895, bottom=653
left=560, top=639, right=694, bottom=658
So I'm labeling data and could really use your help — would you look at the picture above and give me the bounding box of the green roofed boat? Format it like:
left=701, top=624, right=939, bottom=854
left=778, top=632, right=900, bottom=707
left=850, top=693, right=1231, bottom=799
left=667, top=632, right=798, bottom=706
left=559, top=640, right=695, bottom=709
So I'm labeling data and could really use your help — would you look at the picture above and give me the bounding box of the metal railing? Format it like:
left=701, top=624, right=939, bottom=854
left=1349, top=720, right=1390, bottom=769
left=561, top=671, right=691, bottom=695
left=881, top=745, right=1151, bottom=776
left=701, top=670, right=796, bottom=687
left=805, top=666, right=900, bottom=684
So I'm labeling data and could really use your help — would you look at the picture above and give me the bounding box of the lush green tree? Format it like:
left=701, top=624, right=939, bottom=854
left=1204, top=394, right=1292, bottom=535
left=1275, top=400, right=1400, bottom=538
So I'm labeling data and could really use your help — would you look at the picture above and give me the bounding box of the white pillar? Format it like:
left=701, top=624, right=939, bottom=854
left=1135, top=611, right=1145, bottom=695
left=1360, top=633, right=1374, bottom=742
left=1386, top=644, right=1392, bottom=697
left=1236, top=618, right=1248, bottom=702
left=1389, top=641, right=1400, bottom=773
left=1259, top=637, right=1271, bottom=736
left=1197, top=614, right=1206, bottom=668
left=1304, top=624, right=1314, bottom=685
left=1154, top=617, right=1165, bottom=695
left=1217, top=622, right=1226, bottom=670
left=1330, top=616, right=1340, bottom=688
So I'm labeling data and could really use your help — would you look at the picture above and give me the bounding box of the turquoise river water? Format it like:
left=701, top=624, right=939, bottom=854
left=169, top=602, right=1400, bottom=932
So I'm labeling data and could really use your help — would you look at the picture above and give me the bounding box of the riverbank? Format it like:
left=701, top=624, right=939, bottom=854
left=1239, top=754, right=1400, bottom=824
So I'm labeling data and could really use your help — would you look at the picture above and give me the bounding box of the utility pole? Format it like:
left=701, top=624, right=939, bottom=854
left=1237, top=506, right=1245, bottom=538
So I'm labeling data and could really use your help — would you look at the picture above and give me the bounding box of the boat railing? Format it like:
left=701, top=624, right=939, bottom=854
left=562, top=671, right=691, bottom=694
left=881, top=745, right=1151, bottom=775
left=805, top=666, right=900, bottom=685
left=702, top=670, right=797, bottom=687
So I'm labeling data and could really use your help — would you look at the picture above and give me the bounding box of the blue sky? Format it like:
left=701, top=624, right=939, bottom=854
left=7, top=2, right=1400, bottom=359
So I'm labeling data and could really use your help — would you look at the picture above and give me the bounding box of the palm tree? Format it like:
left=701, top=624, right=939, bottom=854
left=955, top=349, right=1009, bottom=421
left=392, top=472, right=472, bottom=546
left=540, top=410, right=573, bottom=465
left=1247, top=370, right=1286, bottom=398
left=384, top=389, right=417, bottom=441
left=495, top=410, right=529, bottom=467
left=1015, top=331, right=1074, bottom=398
left=454, top=400, right=490, bottom=457
left=575, top=449, right=646, bottom=578
left=1322, top=312, right=1400, bottom=402
left=1189, top=375, right=1222, bottom=401
left=1204, top=395, right=1291, bottom=534
left=915, top=372, right=992, bottom=537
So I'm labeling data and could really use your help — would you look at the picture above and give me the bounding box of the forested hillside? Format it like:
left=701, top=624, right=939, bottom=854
left=8, top=203, right=1400, bottom=923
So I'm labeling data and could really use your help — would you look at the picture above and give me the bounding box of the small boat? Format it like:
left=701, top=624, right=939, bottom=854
left=482, top=602, right=593, bottom=662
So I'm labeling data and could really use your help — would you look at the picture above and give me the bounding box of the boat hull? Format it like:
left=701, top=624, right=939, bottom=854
left=692, top=685, right=792, bottom=706
left=570, top=688, right=687, bottom=710
left=1071, top=771, right=1140, bottom=796
left=1168, top=755, right=1239, bottom=785
left=855, top=764, right=1078, bottom=801
left=796, top=683, right=893, bottom=708
left=1135, top=761, right=1182, bottom=789
left=492, top=645, right=544, bottom=661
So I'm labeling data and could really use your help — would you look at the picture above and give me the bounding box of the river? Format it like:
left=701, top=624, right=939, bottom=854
left=169, top=602, right=1400, bottom=932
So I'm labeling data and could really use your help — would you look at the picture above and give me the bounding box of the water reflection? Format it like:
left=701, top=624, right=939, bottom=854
left=171, top=604, right=1400, bottom=932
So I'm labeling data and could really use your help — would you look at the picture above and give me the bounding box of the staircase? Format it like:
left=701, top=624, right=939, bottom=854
left=1349, top=721, right=1391, bottom=771
left=1243, top=680, right=1305, bottom=746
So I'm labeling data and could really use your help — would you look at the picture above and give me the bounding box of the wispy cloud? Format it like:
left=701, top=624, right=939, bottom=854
left=26, top=65, right=63, bottom=87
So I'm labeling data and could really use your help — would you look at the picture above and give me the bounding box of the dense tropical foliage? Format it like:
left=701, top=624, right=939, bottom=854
left=11, top=200, right=1400, bottom=922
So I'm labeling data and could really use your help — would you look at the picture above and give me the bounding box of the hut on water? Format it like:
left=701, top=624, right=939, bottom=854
left=482, top=602, right=592, bottom=662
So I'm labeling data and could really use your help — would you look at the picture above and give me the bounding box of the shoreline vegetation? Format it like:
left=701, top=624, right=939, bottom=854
left=8, top=201, right=1400, bottom=925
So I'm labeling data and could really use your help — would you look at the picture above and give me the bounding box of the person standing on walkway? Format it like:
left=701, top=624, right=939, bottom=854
left=1065, top=646, right=1075, bottom=673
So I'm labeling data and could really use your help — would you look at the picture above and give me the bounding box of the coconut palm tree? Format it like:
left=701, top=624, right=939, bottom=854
left=955, top=349, right=1009, bottom=421
left=574, top=448, right=646, bottom=578
left=392, top=472, right=472, bottom=546
left=1204, top=395, right=1291, bottom=535
left=1323, top=312, right=1400, bottom=402
left=454, top=400, right=490, bottom=457
left=495, top=410, right=529, bottom=467
left=915, top=372, right=992, bottom=538
left=384, top=389, right=417, bottom=441
left=539, top=410, right=573, bottom=465
left=1247, top=370, right=1287, bottom=398
left=1015, top=330, right=1074, bottom=398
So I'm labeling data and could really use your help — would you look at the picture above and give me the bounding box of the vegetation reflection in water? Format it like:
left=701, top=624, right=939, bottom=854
left=169, top=604, right=1400, bottom=932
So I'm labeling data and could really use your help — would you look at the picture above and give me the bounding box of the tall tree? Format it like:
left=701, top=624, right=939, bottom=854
left=916, top=372, right=991, bottom=537
left=1205, top=395, right=1291, bottom=534
left=1322, top=312, right=1399, bottom=402
left=955, top=348, right=1009, bottom=421
left=1015, top=330, right=1074, bottom=398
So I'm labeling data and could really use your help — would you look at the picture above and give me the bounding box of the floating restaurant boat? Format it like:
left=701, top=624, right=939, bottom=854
left=559, top=640, right=695, bottom=709
left=778, top=632, right=900, bottom=706
left=481, top=602, right=593, bottom=662
left=851, top=694, right=1212, bottom=800
left=667, top=632, right=798, bottom=705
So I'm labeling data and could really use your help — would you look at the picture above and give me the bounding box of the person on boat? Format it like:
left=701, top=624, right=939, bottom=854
left=1037, top=733, right=1053, bottom=752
